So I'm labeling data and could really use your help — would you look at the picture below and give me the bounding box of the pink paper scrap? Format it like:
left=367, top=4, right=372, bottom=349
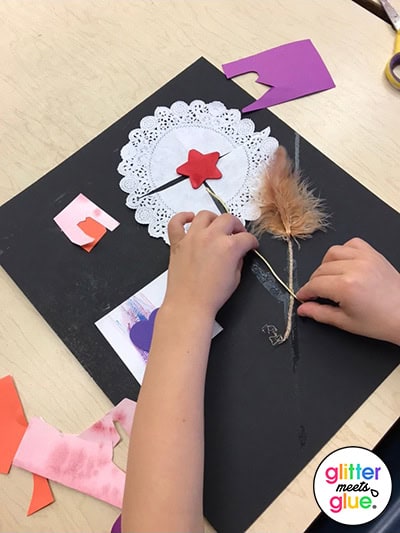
left=53, top=193, right=119, bottom=246
left=13, top=399, right=136, bottom=508
left=222, top=39, right=335, bottom=112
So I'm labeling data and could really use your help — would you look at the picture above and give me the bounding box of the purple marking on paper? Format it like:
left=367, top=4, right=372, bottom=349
left=129, top=308, right=159, bottom=353
left=111, top=514, right=121, bottom=533
left=222, top=39, right=335, bottom=112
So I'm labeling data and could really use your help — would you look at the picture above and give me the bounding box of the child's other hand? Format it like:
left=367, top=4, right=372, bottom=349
left=297, top=238, right=400, bottom=345
left=164, top=211, right=258, bottom=318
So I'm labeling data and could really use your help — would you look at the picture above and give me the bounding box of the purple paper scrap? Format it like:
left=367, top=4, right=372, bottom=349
left=111, top=514, right=121, bottom=533
left=129, top=308, right=159, bottom=353
left=222, top=39, right=335, bottom=112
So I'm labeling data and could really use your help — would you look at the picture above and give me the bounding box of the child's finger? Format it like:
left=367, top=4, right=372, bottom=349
left=168, top=212, right=195, bottom=245
left=322, top=245, right=357, bottom=264
left=296, top=275, right=341, bottom=303
left=189, top=210, right=218, bottom=231
left=231, top=231, right=259, bottom=259
left=310, top=260, right=355, bottom=280
left=212, top=213, right=246, bottom=235
left=344, top=237, right=370, bottom=250
left=297, top=301, right=346, bottom=330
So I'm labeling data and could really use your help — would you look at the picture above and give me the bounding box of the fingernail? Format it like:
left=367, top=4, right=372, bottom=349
left=297, top=306, right=305, bottom=316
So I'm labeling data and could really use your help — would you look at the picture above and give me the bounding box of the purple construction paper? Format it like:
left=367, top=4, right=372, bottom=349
left=129, top=308, right=159, bottom=353
left=111, top=515, right=121, bottom=533
left=222, top=39, right=335, bottom=112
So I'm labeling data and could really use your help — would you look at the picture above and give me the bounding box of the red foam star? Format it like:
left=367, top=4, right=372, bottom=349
left=176, top=149, right=222, bottom=189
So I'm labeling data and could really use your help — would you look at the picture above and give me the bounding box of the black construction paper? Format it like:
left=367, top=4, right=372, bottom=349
left=1, top=58, right=399, bottom=532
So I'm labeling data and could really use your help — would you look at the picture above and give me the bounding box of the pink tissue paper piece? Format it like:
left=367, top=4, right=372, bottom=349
left=222, top=39, right=335, bottom=112
left=53, top=193, right=119, bottom=246
left=13, top=399, right=136, bottom=508
left=80, top=398, right=135, bottom=447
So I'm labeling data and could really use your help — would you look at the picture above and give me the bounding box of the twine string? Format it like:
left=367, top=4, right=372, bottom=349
left=280, top=238, right=295, bottom=343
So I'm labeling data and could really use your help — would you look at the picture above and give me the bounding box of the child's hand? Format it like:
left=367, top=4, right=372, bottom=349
left=164, top=211, right=258, bottom=318
left=297, top=238, right=400, bottom=345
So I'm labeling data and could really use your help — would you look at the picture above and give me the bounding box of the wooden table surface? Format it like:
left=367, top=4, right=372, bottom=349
left=1, top=1, right=399, bottom=532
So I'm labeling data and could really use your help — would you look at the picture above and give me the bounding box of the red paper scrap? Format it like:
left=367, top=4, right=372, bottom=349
left=78, top=217, right=107, bottom=252
left=0, top=375, right=54, bottom=515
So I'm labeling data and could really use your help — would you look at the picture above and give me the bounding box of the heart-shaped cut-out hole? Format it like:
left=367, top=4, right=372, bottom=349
left=129, top=308, right=159, bottom=352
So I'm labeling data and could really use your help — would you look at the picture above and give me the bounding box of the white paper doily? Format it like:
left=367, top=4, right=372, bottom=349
left=118, top=100, right=278, bottom=243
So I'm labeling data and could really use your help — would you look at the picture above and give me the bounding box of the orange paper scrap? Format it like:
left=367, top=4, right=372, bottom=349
left=78, top=217, right=107, bottom=252
left=0, top=375, right=54, bottom=515
left=28, top=475, right=55, bottom=516
left=0, top=375, right=27, bottom=474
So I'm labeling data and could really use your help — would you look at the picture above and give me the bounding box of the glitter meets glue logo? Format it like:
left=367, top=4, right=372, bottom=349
left=313, top=446, right=392, bottom=525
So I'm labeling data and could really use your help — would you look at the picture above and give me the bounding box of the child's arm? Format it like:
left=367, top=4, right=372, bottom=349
left=122, top=211, right=258, bottom=533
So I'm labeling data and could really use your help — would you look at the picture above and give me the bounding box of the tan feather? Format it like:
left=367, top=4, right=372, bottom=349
left=252, top=146, right=328, bottom=240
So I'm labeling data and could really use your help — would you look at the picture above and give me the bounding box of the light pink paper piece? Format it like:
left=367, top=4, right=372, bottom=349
left=222, top=39, right=335, bottom=112
left=80, top=398, right=135, bottom=446
left=13, top=399, right=136, bottom=508
left=53, top=193, right=119, bottom=246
